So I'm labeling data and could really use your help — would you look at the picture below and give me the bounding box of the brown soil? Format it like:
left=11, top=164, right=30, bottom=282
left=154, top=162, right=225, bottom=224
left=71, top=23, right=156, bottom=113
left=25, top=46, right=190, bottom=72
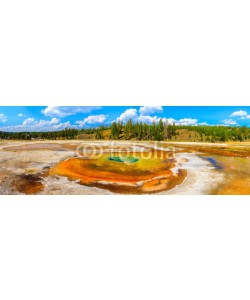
left=213, top=176, right=250, bottom=195
left=168, top=144, right=250, bottom=157
left=4, top=142, right=79, bottom=151
left=11, top=174, right=44, bottom=194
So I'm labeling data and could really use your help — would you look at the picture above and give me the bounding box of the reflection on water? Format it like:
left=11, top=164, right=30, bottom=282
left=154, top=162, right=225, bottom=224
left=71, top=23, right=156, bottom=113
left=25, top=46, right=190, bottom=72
left=199, top=156, right=223, bottom=170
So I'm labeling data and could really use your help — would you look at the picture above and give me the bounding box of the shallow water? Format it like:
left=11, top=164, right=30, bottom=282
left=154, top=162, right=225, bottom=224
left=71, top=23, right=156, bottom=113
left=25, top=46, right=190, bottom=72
left=199, top=156, right=223, bottom=170
left=108, top=156, right=139, bottom=163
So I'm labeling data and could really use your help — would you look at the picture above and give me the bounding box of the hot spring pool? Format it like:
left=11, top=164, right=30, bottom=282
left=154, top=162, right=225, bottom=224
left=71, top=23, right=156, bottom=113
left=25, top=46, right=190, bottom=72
left=49, top=149, right=186, bottom=194
left=108, top=156, right=139, bottom=163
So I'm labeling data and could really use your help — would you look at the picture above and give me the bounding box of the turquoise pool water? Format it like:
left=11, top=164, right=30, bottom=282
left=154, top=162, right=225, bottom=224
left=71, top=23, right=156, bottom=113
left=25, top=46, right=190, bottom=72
left=108, top=156, right=139, bottom=163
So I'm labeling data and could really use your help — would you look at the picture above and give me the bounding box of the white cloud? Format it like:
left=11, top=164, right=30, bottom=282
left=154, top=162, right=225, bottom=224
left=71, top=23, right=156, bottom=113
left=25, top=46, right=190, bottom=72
left=0, top=111, right=97, bottom=134
left=162, top=117, right=198, bottom=126
left=139, top=106, right=163, bottom=115
left=0, top=113, right=7, bottom=123
left=116, top=108, right=162, bottom=124
left=52, top=121, right=72, bottom=130
left=38, top=120, right=71, bottom=131
left=23, top=118, right=35, bottom=125
left=116, top=108, right=163, bottom=124
left=76, top=114, right=107, bottom=126
left=30, top=119, right=69, bottom=131
left=230, top=109, right=250, bottom=121
left=116, top=107, right=200, bottom=126
left=175, top=118, right=198, bottom=125
left=240, top=115, right=250, bottom=120
left=117, top=109, right=138, bottom=123
left=18, top=113, right=26, bottom=117
left=222, top=119, right=238, bottom=126
left=49, top=117, right=60, bottom=125
left=164, top=118, right=176, bottom=125
left=137, top=115, right=160, bottom=124
left=0, top=118, right=71, bottom=132
left=42, top=106, right=101, bottom=117
left=230, top=110, right=248, bottom=117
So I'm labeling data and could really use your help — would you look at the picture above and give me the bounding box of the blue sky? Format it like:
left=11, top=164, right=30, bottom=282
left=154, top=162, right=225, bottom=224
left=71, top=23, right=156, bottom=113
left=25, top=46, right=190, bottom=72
left=0, top=106, right=250, bottom=132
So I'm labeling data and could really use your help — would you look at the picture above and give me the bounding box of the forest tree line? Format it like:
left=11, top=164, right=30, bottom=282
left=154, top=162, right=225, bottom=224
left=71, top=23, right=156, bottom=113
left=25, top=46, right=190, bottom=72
left=110, top=120, right=250, bottom=142
left=175, top=125, right=250, bottom=142
left=1, top=119, right=250, bottom=142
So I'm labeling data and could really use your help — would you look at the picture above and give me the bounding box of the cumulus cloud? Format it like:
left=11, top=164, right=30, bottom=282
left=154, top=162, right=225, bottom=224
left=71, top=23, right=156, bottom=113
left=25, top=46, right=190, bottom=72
left=0, top=113, right=7, bottom=123
left=18, top=113, right=26, bottom=117
left=42, top=106, right=101, bottom=117
left=49, top=117, right=60, bottom=125
left=116, top=107, right=199, bottom=126
left=230, top=110, right=247, bottom=117
left=175, top=118, right=198, bottom=125
left=222, top=119, right=238, bottom=126
left=33, top=120, right=71, bottom=131
left=23, top=118, right=35, bottom=125
left=164, top=118, right=176, bottom=125
left=0, top=118, right=72, bottom=132
left=31, top=119, right=70, bottom=131
left=162, top=118, right=199, bottom=125
left=116, top=108, right=164, bottom=124
left=76, top=114, right=107, bottom=126
left=137, top=115, right=160, bottom=124
left=139, top=106, right=163, bottom=115
left=117, top=109, right=138, bottom=123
